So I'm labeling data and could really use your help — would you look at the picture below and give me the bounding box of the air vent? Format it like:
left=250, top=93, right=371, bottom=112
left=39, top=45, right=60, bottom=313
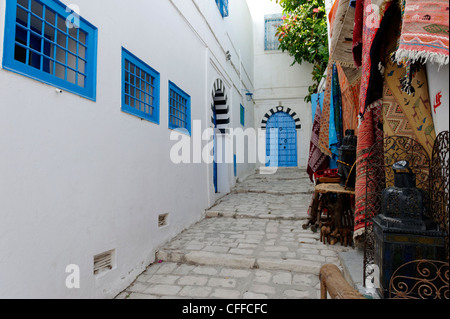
left=158, top=214, right=169, bottom=227
left=94, top=249, right=115, bottom=275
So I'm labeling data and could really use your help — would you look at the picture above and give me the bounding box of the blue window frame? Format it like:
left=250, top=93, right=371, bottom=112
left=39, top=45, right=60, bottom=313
left=215, top=0, right=229, bottom=18
left=168, top=81, right=191, bottom=135
left=2, top=0, right=98, bottom=100
left=240, top=104, right=245, bottom=127
left=121, top=48, right=160, bottom=124
left=264, top=14, right=283, bottom=51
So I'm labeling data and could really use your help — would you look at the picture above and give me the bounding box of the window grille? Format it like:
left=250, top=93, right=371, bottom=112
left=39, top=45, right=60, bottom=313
left=2, top=0, right=98, bottom=100
left=168, top=81, right=191, bottom=135
left=264, top=14, right=283, bottom=51
left=121, top=48, right=160, bottom=124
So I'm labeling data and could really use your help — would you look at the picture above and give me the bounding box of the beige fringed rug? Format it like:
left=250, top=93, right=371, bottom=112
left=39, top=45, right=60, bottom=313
left=329, top=0, right=357, bottom=69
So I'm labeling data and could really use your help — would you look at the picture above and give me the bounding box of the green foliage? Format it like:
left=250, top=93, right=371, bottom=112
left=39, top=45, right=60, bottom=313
left=274, top=0, right=329, bottom=102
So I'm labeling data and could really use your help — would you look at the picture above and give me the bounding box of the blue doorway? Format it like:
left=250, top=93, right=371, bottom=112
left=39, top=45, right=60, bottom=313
left=266, top=112, right=297, bottom=167
left=213, top=107, right=218, bottom=193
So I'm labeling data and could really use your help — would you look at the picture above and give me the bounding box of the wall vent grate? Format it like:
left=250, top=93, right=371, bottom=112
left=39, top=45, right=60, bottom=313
left=94, top=250, right=114, bottom=275
left=158, top=214, right=169, bottom=227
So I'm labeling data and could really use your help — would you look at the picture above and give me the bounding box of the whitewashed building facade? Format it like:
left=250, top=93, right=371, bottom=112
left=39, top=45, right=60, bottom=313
left=0, top=0, right=266, bottom=298
left=247, top=0, right=314, bottom=169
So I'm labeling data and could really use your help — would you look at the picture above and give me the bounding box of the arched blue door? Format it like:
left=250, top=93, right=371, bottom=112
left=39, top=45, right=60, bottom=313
left=266, top=112, right=297, bottom=167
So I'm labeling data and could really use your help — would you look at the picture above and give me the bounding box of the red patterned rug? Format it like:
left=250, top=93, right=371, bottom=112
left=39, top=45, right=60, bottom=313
left=395, top=0, right=449, bottom=66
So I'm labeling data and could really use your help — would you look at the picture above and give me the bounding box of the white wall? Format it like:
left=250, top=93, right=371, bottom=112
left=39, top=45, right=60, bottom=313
left=0, top=0, right=254, bottom=298
left=426, top=63, right=449, bottom=135
left=246, top=0, right=314, bottom=168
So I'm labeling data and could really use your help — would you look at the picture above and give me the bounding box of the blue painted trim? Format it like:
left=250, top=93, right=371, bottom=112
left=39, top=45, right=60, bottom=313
left=2, top=0, right=98, bottom=101
left=121, top=47, right=160, bottom=125
left=213, top=106, right=218, bottom=193
left=215, top=0, right=229, bottom=18
left=168, top=80, right=191, bottom=136
left=233, top=154, right=237, bottom=177
left=240, top=104, right=245, bottom=127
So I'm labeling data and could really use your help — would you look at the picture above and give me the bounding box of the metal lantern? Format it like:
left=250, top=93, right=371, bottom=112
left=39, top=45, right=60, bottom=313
left=373, top=160, right=447, bottom=298
left=337, top=129, right=357, bottom=189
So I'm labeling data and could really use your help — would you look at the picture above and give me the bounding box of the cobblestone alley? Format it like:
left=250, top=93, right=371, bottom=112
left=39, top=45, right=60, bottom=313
left=116, top=168, right=352, bottom=299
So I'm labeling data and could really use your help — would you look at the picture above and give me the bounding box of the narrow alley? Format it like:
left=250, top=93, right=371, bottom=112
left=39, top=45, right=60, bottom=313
left=116, top=168, right=352, bottom=299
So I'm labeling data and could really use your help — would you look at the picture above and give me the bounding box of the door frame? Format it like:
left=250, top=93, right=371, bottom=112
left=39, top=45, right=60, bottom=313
left=261, top=105, right=302, bottom=168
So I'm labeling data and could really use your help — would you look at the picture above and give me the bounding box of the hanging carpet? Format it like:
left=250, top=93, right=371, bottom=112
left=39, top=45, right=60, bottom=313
left=394, top=0, right=449, bottom=66
left=307, top=94, right=329, bottom=182
left=329, top=0, right=358, bottom=69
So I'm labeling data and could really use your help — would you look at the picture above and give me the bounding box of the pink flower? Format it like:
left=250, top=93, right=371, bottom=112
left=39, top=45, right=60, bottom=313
left=313, top=8, right=320, bottom=13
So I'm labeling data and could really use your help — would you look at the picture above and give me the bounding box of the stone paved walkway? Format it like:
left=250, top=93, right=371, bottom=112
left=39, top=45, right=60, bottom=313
left=116, top=168, right=352, bottom=299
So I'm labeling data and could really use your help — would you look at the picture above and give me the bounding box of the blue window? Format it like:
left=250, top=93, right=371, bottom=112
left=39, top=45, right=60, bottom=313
left=240, top=104, right=245, bottom=127
left=2, top=0, right=98, bottom=100
left=168, top=81, right=191, bottom=135
left=264, top=14, right=283, bottom=51
left=215, top=0, right=229, bottom=18
left=121, top=48, right=160, bottom=124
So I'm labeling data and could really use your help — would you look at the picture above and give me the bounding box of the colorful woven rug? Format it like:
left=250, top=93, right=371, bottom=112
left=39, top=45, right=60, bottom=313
left=329, top=0, right=358, bottom=68
left=354, top=99, right=384, bottom=238
left=336, top=64, right=361, bottom=135
left=354, top=3, right=396, bottom=238
left=318, top=64, right=334, bottom=157
left=352, top=0, right=364, bottom=67
left=384, top=47, right=437, bottom=158
left=365, top=2, right=400, bottom=109
left=331, top=64, right=344, bottom=151
left=307, top=95, right=329, bottom=182
left=328, top=0, right=340, bottom=40
left=358, top=0, right=394, bottom=117
left=395, top=0, right=449, bottom=66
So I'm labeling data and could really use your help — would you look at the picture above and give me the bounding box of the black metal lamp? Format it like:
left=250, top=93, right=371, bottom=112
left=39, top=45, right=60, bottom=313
left=337, top=129, right=357, bottom=189
left=373, top=160, right=447, bottom=298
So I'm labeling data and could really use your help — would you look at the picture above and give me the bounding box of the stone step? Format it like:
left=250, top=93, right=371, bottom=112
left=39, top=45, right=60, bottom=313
left=154, top=218, right=346, bottom=276
left=117, top=168, right=352, bottom=300
left=205, top=210, right=310, bottom=221
left=155, top=250, right=325, bottom=275
left=231, top=188, right=314, bottom=195
left=205, top=191, right=313, bottom=221
left=116, top=261, right=323, bottom=299
left=230, top=175, right=315, bottom=195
